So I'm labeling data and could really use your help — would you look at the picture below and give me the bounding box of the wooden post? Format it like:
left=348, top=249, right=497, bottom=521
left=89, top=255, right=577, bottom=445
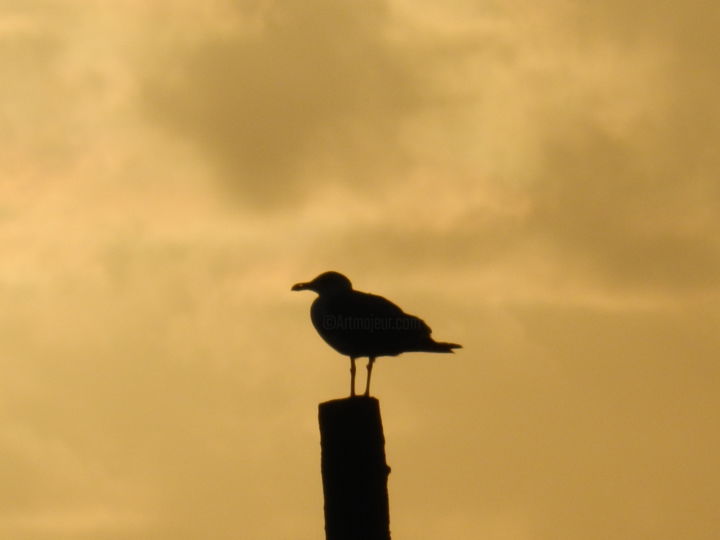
left=319, top=397, right=391, bottom=540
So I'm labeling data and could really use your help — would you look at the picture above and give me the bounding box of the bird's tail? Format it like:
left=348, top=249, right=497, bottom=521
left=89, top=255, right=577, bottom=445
left=418, top=340, right=462, bottom=353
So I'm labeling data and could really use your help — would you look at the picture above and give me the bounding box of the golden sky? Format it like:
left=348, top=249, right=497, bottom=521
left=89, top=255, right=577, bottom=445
left=2, top=1, right=719, bottom=539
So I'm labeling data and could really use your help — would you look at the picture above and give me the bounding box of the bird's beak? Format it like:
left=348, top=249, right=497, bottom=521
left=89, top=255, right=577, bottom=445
left=291, top=282, right=310, bottom=291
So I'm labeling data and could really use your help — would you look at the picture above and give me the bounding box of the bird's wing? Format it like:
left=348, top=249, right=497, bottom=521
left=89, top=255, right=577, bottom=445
left=343, top=291, right=433, bottom=335
left=312, top=290, right=443, bottom=357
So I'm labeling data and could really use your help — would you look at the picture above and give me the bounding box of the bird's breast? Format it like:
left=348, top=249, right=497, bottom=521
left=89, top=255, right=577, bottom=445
left=310, top=297, right=353, bottom=355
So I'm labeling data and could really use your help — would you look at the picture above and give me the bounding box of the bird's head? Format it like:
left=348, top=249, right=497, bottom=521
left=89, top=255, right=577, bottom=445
left=291, top=271, right=353, bottom=295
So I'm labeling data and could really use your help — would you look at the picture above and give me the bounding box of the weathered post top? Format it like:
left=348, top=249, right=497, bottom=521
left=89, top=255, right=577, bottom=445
left=319, top=397, right=391, bottom=540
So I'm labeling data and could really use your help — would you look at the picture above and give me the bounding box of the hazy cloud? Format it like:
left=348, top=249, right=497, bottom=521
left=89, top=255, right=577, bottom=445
left=2, top=2, right=720, bottom=540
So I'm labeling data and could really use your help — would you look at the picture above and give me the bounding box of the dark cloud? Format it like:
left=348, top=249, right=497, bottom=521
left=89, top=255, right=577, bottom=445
left=527, top=121, right=720, bottom=292
left=520, top=1, right=720, bottom=293
left=143, top=0, right=426, bottom=207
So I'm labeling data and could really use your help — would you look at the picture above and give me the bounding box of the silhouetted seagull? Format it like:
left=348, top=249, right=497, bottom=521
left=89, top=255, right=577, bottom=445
left=292, top=271, right=461, bottom=396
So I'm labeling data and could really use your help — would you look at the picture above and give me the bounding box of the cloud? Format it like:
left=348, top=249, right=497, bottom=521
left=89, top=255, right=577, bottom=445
left=0, top=229, right=322, bottom=540
left=142, top=0, right=427, bottom=207
left=2, top=2, right=720, bottom=540
left=517, top=1, right=720, bottom=294
left=289, top=0, right=720, bottom=298
left=0, top=7, right=73, bottom=169
left=527, top=120, right=720, bottom=293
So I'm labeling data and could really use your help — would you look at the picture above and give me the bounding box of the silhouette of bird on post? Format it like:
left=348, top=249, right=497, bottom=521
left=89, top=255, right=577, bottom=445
left=292, top=271, right=461, bottom=396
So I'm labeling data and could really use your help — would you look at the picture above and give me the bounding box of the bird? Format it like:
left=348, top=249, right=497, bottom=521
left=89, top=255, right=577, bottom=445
left=292, top=271, right=461, bottom=396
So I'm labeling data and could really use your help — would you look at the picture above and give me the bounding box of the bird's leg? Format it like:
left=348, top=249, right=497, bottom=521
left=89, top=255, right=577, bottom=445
left=350, top=357, right=357, bottom=397
left=364, top=356, right=376, bottom=397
